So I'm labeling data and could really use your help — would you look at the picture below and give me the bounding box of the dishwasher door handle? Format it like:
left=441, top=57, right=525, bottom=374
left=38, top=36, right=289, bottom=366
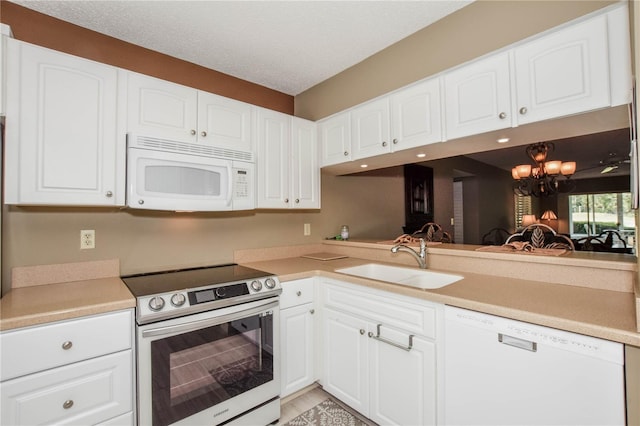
left=498, top=333, right=537, bottom=352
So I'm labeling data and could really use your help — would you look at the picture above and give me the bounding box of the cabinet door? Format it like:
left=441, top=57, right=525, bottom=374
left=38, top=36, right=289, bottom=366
left=291, top=117, right=320, bottom=209
left=369, top=329, right=436, bottom=426
left=4, top=40, right=123, bottom=206
left=351, top=98, right=390, bottom=160
left=390, top=78, right=442, bottom=151
left=126, top=71, right=198, bottom=143
left=198, top=91, right=253, bottom=153
left=319, top=113, right=351, bottom=167
left=0, top=25, right=9, bottom=116
left=1, top=350, right=132, bottom=426
left=514, top=15, right=610, bottom=125
left=444, top=51, right=512, bottom=140
left=256, top=108, right=291, bottom=208
left=322, top=308, right=369, bottom=415
left=280, top=303, right=316, bottom=397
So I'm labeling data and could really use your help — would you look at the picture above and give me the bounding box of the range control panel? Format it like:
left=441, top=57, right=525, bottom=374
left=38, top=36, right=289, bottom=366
left=136, top=276, right=281, bottom=324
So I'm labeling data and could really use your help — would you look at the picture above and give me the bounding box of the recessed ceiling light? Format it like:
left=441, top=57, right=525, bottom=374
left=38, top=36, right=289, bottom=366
left=416, top=153, right=426, bottom=158
left=497, top=137, right=510, bottom=143
left=360, top=164, right=368, bottom=168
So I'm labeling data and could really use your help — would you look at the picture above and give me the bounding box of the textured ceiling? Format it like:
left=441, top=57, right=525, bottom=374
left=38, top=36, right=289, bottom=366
left=13, top=0, right=473, bottom=95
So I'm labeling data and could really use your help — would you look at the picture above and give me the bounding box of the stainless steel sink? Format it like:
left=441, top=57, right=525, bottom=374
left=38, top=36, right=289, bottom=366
left=335, top=263, right=463, bottom=289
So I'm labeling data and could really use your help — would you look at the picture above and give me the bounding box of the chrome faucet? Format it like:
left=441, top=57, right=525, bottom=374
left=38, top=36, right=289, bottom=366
left=391, top=238, right=427, bottom=269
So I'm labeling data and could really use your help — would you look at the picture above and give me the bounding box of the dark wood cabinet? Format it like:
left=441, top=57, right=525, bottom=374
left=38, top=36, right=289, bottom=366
left=403, top=164, right=434, bottom=234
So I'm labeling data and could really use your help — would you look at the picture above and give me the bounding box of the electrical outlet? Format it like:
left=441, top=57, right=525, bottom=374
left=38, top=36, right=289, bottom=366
left=80, top=230, right=95, bottom=249
left=304, top=223, right=311, bottom=236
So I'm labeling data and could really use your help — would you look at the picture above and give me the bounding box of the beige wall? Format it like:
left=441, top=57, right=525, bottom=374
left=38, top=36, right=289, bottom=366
left=2, top=172, right=405, bottom=292
left=295, top=0, right=616, bottom=120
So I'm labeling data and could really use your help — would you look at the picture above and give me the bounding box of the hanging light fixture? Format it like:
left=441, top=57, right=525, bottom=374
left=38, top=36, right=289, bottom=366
left=512, top=142, right=576, bottom=197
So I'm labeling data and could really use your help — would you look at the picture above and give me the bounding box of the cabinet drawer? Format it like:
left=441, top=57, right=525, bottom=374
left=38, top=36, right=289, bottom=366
left=0, top=310, right=133, bottom=381
left=1, top=349, right=133, bottom=426
left=322, top=280, right=437, bottom=338
left=280, top=278, right=314, bottom=309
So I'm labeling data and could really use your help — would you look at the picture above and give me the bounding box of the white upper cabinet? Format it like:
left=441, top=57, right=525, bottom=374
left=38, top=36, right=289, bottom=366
left=513, top=14, right=610, bottom=125
left=256, top=108, right=291, bottom=208
left=197, top=91, right=254, bottom=152
left=0, top=24, right=11, bottom=117
left=126, top=72, right=198, bottom=143
left=126, top=72, right=254, bottom=154
left=256, top=109, right=319, bottom=209
left=4, top=39, right=124, bottom=206
left=444, top=52, right=512, bottom=141
left=319, top=113, right=351, bottom=167
left=390, top=77, right=442, bottom=151
left=351, top=98, right=390, bottom=160
left=321, top=76, right=442, bottom=165
left=291, top=117, right=320, bottom=209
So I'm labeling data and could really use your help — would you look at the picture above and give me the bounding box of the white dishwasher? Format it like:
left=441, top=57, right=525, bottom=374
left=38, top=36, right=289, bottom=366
left=444, top=306, right=625, bottom=426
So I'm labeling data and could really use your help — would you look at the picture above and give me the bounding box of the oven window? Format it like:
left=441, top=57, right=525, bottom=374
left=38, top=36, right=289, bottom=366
left=144, top=165, right=222, bottom=196
left=150, top=311, right=274, bottom=426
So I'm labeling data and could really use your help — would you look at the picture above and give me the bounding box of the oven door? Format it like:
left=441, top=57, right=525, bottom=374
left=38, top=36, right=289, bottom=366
left=137, top=298, right=280, bottom=426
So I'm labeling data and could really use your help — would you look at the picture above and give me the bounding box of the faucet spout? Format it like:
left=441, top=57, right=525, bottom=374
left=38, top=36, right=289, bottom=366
left=391, top=238, right=427, bottom=269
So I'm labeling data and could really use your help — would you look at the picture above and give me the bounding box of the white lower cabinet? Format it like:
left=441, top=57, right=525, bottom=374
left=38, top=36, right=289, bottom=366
left=280, top=278, right=317, bottom=397
left=320, top=278, right=442, bottom=425
left=0, top=310, right=135, bottom=426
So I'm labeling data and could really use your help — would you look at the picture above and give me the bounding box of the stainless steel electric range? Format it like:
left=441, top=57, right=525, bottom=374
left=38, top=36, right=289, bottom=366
left=122, top=263, right=282, bottom=426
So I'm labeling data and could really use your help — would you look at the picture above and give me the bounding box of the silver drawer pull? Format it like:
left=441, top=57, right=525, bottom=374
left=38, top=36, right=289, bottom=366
left=369, top=324, right=413, bottom=351
left=499, top=333, right=537, bottom=352
left=296, top=291, right=302, bottom=296
left=63, top=400, right=74, bottom=409
left=61, top=341, right=73, bottom=350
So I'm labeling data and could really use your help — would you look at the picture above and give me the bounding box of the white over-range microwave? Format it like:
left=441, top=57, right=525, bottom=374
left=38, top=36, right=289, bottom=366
left=126, top=133, right=255, bottom=211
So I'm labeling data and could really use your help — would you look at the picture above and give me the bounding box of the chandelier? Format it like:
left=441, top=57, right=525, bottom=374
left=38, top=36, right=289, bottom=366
left=512, top=142, right=576, bottom=197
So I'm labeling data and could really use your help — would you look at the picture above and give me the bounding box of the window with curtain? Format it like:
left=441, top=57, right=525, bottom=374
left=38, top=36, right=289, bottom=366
left=568, top=192, right=635, bottom=237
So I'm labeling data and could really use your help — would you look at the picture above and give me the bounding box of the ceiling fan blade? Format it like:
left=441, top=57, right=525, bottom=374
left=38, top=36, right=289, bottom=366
left=601, top=165, right=619, bottom=174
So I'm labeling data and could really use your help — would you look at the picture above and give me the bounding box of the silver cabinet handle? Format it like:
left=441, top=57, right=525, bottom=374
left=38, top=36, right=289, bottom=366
left=359, top=329, right=365, bottom=335
left=296, top=291, right=301, bottom=296
left=499, top=112, right=507, bottom=119
left=190, top=129, right=196, bottom=135
left=498, top=333, right=537, bottom=352
left=369, top=323, right=413, bottom=351
left=343, top=151, right=349, bottom=156
left=519, top=107, right=528, bottom=115
left=392, top=138, right=398, bottom=144
left=63, top=400, right=74, bottom=409
left=105, top=191, right=113, bottom=198
left=138, top=199, right=144, bottom=205
left=61, top=341, right=73, bottom=350
left=310, top=309, right=315, bottom=315
left=295, top=199, right=300, bottom=204
left=284, top=198, right=289, bottom=203
left=382, top=141, right=387, bottom=147
left=201, top=131, right=207, bottom=137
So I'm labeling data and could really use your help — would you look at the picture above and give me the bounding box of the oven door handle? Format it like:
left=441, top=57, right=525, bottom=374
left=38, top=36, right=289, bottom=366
left=141, top=300, right=278, bottom=338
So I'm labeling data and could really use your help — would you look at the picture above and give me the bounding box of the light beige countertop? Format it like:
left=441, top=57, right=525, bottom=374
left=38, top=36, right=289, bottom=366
left=1, top=243, right=638, bottom=347
left=240, top=241, right=640, bottom=347
left=0, top=259, right=135, bottom=331
left=0, top=277, right=135, bottom=331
